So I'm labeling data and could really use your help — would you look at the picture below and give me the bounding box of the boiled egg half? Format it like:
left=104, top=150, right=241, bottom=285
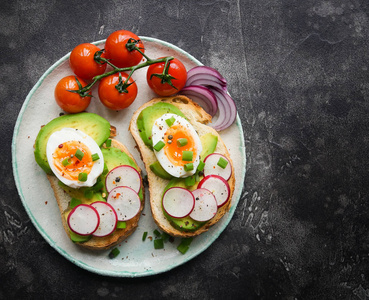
left=152, top=113, right=202, bottom=178
left=46, top=128, right=104, bottom=188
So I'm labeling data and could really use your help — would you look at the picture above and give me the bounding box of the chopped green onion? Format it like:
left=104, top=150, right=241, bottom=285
left=75, top=149, right=84, bottom=161
left=165, top=117, right=176, bottom=127
left=92, top=181, right=104, bottom=192
left=197, top=160, right=205, bottom=172
left=184, top=163, right=194, bottom=171
left=153, top=140, right=165, bottom=151
left=142, top=231, right=148, bottom=241
left=103, top=163, right=109, bottom=175
left=105, top=139, right=112, bottom=147
left=154, top=238, right=164, bottom=249
left=153, top=229, right=161, bottom=237
left=185, top=175, right=196, bottom=186
left=177, top=138, right=188, bottom=147
left=161, top=232, right=170, bottom=242
left=108, top=247, right=120, bottom=259
left=217, top=157, right=229, bottom=169
left=84, top=189, right=94, bottom=199
left=117, top=221, right=126, bottom=229
left=69, top=198, right=81, bottom=209
left=62, top=158, right=70, bottom=166
left=177, top=237, right=193, bottom=254
left=78, top=172, right=88, bottom=182
left=182, top=151, right=193, bottom=161
left=91, top=153, right=100, bottom=161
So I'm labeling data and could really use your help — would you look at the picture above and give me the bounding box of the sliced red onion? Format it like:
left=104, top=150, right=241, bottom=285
left=185, top=78, right=226, bottom=91
left=180, top=86, right=218, bottom=117
left=208, top=87, right=237, bottom=131
left=187, top=66, right=227, bottom=86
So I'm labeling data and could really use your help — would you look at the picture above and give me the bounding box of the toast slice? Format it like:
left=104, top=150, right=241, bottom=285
left=47, top=138, right=144, bottom=250
left=129, top=96, right=235, bottom=238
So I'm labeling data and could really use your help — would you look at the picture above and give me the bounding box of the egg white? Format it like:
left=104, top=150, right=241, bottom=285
left=152, top=113, right=202, bottom=178
left=46, top=128, right=104, bottom=188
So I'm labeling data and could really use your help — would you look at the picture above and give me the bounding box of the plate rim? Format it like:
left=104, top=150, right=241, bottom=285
left=11, top=36, right=246, bottom=277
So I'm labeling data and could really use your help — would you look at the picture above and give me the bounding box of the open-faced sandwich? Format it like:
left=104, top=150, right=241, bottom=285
left=129, top=95, right=235, bottom=238
left=34, top=112, right=144, bottom=250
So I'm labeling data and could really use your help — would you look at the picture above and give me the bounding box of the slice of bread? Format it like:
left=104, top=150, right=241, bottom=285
left=47, top=138, right=144, bottom=250
left=129, top=96, right=235, bottom=238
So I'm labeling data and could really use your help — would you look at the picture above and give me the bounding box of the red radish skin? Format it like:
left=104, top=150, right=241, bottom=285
left=67, top=204, right=100, bottom=236
left=190, top=188, right=218, bottom=222
left=91, top=201, right=118, bottom=237
left=198, top=175, right=231, bottom=208
left=203, top=153, right=232, bottom=181
left=107, top=186, right=141, bottom=221
left=105, top=165, right=141, bottom=193
left=162, top=187, right=195, bottom=219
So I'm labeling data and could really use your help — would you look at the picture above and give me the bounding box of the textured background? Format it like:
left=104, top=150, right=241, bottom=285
left=2, top=0, right=369, bottom=299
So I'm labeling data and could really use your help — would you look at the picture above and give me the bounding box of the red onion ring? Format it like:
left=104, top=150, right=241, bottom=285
left=187, top=66, right=227, bottom=85
left=180, top=86, right=218, bottom=117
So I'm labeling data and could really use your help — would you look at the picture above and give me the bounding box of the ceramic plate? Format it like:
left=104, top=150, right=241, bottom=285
left=12, top=37, right=246, bottom=277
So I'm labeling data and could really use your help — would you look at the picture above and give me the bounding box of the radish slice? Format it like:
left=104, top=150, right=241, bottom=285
left=204, top=153, right=232, bottom=181
left=67, top=204, right=100, bottom=236
left=162, top=187, right=195, bottom=219
left=90, top=201, right=118, bottom=237
left=189, top=188, right=218, bottom=222
left=198, top=175, right=230, bottom=208
left=107, top=186, right=141, bottom=221
left=180, top=86, right=218, bottom=117
left=105, top=165, right=141, bottom=193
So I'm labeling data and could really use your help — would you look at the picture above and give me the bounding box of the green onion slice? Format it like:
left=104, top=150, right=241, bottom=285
left=165, top=117, right=176, bottom=127
left=108, top=247, right=120, bottom=259
left=78, top=172, right=88, bottom=182
left=184, top=163, right=194, bottom=171
left=177, top=138, right=188, bottom=147
left=153, top=140, right=165, bottom=152
left=142, top=231, right=148, bottom=241
left=154, top=238, right=164, bottom=249
left=91, top=153, right=100, bottom=161
left=182, top=151, right=193, bottom=161
left=75, top=149, right=84, bottom=161
left=69, top=197, right=81, bottom=209
left=217, top=157, right=229, bottom=169
left=185, top=175, right=196, bottom=187
left=62, top=158, right=71, bottom=166
left=117, top=221, right=126, bottom=229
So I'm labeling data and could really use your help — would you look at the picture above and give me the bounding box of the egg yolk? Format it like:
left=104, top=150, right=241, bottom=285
left=163, top=125, right=197, bottom=167
left=52, top=141, right=93, bottom=181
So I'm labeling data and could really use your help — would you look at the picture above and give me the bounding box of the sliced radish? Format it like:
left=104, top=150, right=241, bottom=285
left=162, top=187, right=195, bottom=219
left=107, top=186, right=141, bottom=221
left=204, top=153, right=232, bottom=181
left=189, top=188, right=218, bottom=222
left=90, top=201, right=118, bottom=237
left=105, top=165, right=141, bottom=193
left=67, top=204, right=100, bottom=236
left=198, top=175, right=230, bottom=208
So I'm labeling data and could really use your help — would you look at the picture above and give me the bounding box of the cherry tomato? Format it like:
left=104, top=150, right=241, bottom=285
left=98, top=73, right=138, bottom=110
left=146, top=58, right=187, bottom=96
left=69, top=43, right=107, bottom=81
left=55, top=76, right=91, bottom=113
left=104, top=30, right=145, bottom=68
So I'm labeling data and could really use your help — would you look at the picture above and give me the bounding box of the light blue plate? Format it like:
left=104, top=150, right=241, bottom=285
left=12, top=37, right=246, bottom=277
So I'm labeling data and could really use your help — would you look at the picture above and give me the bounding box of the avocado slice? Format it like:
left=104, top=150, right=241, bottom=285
left=162, top=178, right=206, bottom=231
left=34, top=113, right=111, bottom=174
left=200, top=132, right=218, bottom=160
left=150, top=161, right=173, bottom=180
left=136, top=102, right=186, bottom=148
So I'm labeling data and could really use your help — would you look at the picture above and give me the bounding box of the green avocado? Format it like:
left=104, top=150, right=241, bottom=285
left=136, top=102, right=186, bottom=148
left=200, top=132, right=218, bottom=160
left=150, top=161, right=173, bottom=180
left=101, top=147, right=144, bottom=201
left=163, top=178, right=206, bottom=231
left=34, top=113, right=111, bottom=174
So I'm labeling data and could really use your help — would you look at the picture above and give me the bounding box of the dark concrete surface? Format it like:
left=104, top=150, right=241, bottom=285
left=2, top=0, right=369, bottom=299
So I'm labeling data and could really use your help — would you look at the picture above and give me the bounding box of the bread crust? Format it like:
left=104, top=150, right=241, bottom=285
left=129, top=95, right=235, bottom=238
left=47, top=138, right=144, bottom=250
